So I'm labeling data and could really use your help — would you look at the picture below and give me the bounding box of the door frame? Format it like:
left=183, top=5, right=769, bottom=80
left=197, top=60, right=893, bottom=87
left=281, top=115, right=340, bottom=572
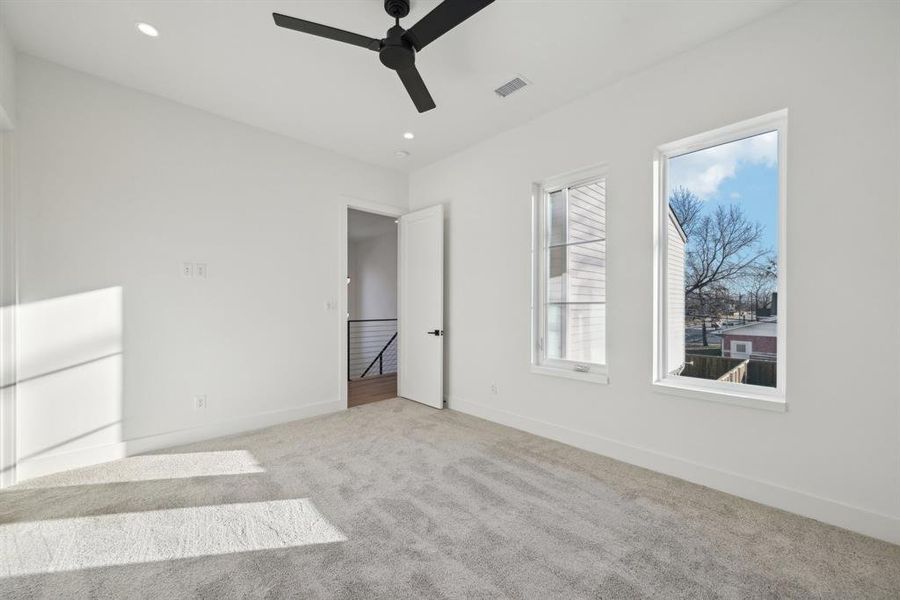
left=338, top=196, right=406, bottom=409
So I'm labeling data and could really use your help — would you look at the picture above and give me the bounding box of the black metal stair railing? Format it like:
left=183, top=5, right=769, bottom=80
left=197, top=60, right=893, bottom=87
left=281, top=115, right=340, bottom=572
left=360, top=332, right=397, bottom=378
left=347, top=319, right=398, bottom=380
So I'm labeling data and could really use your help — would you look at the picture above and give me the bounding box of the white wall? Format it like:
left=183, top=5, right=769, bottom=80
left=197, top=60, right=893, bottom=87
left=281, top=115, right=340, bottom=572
left=0, top=20, right=15, bottom=130
left=347, top=227, right=398, bottom=379
left=12, top=56, right=406, bottom=480
left=0, top=131, right=15, bottom=486
left=348, top=230, right=398, bottom=321
left=409, top=1, right=900, bottom=544
left=0, top=20, right=16, bottom=485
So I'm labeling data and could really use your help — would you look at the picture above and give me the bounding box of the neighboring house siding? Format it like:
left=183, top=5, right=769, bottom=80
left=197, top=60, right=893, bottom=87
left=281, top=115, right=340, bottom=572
left=723, top=334, right=777, bottom=359
left=666, top=211, right=686, bottom=373
left=565, top=181, right=606, bottom=365
left=548, top=181, right=607, bottom=364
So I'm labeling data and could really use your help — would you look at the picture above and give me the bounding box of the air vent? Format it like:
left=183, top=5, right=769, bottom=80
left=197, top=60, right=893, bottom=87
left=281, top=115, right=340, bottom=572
left=494, top=76, right=529, bottom=98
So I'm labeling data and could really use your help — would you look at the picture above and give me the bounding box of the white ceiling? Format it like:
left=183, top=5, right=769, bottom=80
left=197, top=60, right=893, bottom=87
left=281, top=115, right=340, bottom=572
left=348, top=208, right=396, bottom=242
left=1, top=0, right=790, bottom=172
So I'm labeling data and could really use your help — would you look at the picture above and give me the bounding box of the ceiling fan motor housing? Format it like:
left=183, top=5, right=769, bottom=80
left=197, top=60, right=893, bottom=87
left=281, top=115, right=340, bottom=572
left=384, top=0, right=411, bottom=19
left=379, top=25, right=415, bottom=71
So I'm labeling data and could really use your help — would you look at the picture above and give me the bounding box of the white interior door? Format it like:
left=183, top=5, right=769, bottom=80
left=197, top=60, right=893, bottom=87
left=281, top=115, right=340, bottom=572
left=398, top=204, right=444, bottom=409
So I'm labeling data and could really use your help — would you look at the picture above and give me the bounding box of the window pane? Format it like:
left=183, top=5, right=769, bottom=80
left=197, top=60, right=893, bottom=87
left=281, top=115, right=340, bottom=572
left=666, top=129, right=779, bottom=388
left=547, top=242, right=606, bottom=303
left=546, top=303, right=606, bottom=364
left=547, top=245, right=566, bottom=303
left=568, top=242, right=606, bottom=303
left=548, top=189, right=567, bottom=246
left=542, top=175, right=607, bottom=369
left=567, top=180, right=605, bottom=243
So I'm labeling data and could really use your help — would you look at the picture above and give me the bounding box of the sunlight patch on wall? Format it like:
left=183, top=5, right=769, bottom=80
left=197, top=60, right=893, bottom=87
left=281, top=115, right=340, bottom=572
left=15, top=287, right=124, bottom=466
left=15, top=450, right=265, bottom=489
left=0, top=498, right=345, bottom=577
left=16, top=287, right=123, bottom=382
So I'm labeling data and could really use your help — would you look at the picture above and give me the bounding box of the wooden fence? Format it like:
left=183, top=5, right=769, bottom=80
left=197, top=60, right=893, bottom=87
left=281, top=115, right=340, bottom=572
left=680, top=354, right=776, bottom=388
left=747, top=361, right=777, bottom=388
left=682, top=355, right=747, bottom=381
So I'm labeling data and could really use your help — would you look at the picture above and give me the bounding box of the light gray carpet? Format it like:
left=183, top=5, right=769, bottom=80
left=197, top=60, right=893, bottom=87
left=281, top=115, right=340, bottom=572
left=1, top=398, right=898, bottom=599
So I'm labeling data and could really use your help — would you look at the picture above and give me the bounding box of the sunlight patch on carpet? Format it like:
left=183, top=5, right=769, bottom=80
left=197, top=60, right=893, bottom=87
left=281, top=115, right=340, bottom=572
left=0, top=498, right=345, bottom=576
left=16, top=450, right=266, bottom=489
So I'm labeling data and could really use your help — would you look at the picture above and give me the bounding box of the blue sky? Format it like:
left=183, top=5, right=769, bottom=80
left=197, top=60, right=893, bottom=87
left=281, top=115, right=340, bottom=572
left=668, top=131, right=779, bottom=252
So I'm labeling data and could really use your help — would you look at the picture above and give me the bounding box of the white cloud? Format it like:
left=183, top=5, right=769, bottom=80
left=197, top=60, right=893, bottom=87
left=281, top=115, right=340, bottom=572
left=669, top=131, right=777, bottom=199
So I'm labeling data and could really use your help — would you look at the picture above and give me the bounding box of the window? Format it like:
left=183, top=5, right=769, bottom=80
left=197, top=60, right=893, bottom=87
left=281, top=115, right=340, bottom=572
left=654, top=111, right=786, bottom=407
left=533, top=166, right=608, bottom=382
left=731, top=341, right=751, bottom=358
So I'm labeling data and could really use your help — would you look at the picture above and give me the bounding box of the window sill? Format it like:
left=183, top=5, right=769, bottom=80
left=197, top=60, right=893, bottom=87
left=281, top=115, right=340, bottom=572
left=531, top=365, right=609, bottom=385
left=652, top=379, right=787, bottom=413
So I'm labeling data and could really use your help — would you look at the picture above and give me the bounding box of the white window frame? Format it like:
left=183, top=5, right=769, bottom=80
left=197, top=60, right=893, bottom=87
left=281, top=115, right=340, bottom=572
left=532, top=164, right=609, bottom=384
left=652, top=110, right=788, bottom=411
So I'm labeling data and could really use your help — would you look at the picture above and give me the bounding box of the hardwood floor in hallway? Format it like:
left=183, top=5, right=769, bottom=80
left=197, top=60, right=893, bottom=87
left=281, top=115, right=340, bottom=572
left=348, top=374, right=397, bottom=407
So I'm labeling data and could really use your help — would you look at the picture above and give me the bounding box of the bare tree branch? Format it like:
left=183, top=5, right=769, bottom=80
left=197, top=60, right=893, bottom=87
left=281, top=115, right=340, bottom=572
left=669, top=188, right=774, bottom=346
left=669, top=186, right=702, bottom=237
left=683, top=204, right=766, bottom=295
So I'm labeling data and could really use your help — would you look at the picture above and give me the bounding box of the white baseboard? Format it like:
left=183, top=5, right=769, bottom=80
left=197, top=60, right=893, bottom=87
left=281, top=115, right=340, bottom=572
left=11, top=400, right=343, bottom=485
left=125, top=400, right=342, bottom=455
left=449, top=396, right=900, bottom=546
left=15, top=440, right=128, bottom=482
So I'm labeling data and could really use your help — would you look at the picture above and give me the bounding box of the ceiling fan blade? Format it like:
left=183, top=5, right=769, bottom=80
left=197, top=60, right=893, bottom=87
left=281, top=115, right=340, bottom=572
left=272, top=13, right=381, bottom=51
left=403, top=0, right=495, bottom=51
left=397, top=67, right=436, bottom=113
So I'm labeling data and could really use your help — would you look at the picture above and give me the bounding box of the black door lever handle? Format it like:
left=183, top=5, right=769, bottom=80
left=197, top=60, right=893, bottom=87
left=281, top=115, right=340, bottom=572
left=426, top=329, right=444, bottom=336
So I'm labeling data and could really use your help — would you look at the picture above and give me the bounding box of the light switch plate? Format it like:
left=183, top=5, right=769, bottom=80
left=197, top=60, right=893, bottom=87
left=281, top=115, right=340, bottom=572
left=196, top=263, right=208, bottom=279
left=182, top=262, right=194, bottom=278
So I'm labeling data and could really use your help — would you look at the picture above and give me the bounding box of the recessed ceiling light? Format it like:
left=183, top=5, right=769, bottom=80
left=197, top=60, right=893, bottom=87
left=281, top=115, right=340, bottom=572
left=136, top=22, right=159, bottom=38
left=403, top=132, right=415, bottom=140
left=395, top=150, right=410, bottom=159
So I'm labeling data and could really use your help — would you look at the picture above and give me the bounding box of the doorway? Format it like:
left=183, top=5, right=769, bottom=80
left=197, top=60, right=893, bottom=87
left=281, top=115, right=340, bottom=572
left=346, top=209, right=399, bottom=407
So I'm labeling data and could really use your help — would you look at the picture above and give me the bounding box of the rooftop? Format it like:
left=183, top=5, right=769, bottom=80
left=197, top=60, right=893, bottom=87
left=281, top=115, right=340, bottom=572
left=721, top=321, right=777, bottom=337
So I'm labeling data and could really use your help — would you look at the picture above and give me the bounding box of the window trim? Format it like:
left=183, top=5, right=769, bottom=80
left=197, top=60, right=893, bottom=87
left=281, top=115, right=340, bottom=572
left=532, top=164, right=610, bottom=384
left=652, top=110, right=788, bottom=410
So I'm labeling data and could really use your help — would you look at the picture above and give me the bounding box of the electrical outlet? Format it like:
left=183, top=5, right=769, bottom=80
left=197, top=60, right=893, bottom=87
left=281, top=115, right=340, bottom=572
left=182, top=262, right=194, bottom=278
left=490, top=383, right=499, bottom=395
left=194, top=395, right=207, bottom=410
left=196, top=263, right=207, bottom=279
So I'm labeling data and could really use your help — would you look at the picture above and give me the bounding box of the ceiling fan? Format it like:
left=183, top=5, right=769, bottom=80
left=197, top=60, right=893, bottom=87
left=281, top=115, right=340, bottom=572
left=273, top=0, right=495, bottom=113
